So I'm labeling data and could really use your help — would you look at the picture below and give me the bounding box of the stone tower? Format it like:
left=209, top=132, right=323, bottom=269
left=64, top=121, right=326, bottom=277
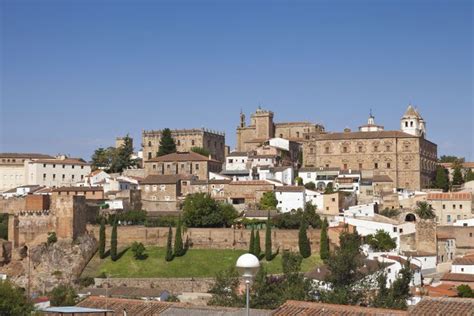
left=252, top=108, right=274, bottom=140
left=400, top=105, right=426, bottom=137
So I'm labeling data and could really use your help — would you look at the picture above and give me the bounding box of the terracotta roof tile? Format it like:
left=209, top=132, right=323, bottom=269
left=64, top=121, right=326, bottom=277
left=441, top=272, right=474, bottom=282
left=52, top=186, right=103, bottom=192
left=313, top=130, right=418, bottom=141
left=274, top=186, right=305, bottom=192
left=0, top=153, right=54, bottom=159
left=453, top=257, right=474, bottom=265
left=272, top=300, right=407, bottom=315
left=410, top=297, right=474, bottom=315
left=76, top=296, right=171, bottom=315
left=427, top=192, right=472, bottom=201
left=32, top=158, right=90, bottom=166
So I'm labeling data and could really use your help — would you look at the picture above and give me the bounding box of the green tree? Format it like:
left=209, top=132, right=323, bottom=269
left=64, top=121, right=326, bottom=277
left=295, top=177, right=303, bottom=186
left=250, top=267, right=284, bottom=309
left=259, top=192, right=278, bottom=210
left=324, top=182, right=335, bottom=194
left=366, top=230, right=397, bottom=252
left=49, top=284, right=77, bottom=306
left=208, top=266, right=242, bottom=307
left=0, top=280, right=34, bottom=315
left=265, top=212, right=273, bottom=261
left=165, top=226, right=174, bottom=261
left=304, top=202, right=321, bottom=228
left=249, top=228, right=255, bottom=255
left=109, top=135, right=135, bottom=173
left=371, top=272, right=389, bottom=308
left=304, top=181, right=316, bottom=190
left=174, top=218, right=184, bottom=257
left=99, top=220, right=106, bottom=259
left=298, top=221, right=311, bottom=258
left=91, top=147, right=112, bottom=170
left=379, top=208, right=401, bottom=218
left=47, top=231, right=57, bottom=245
left=415, top=201, right=436, bottom=220
left=434, top=165, right=449, bottom=191
left=110, top=220, right=118, bottom=261
left=386, top=260, right=413, bottom=310
left=131, top=241, right=146, bottom=260
left=191, top=147, right=210, bottom=157
left=320, top=218, right=329, bottom=261
left=158, top=128, right=177, bottom=156
left=452, top=161, right=465, bottom=186
left=254, top=230, right=261, bottom=258
left=182, top=193, right=238, bottom=227
left=439, top=155, right=464, bottom=163
left=457, top=284, right=474, bottom=298
left=465, top=169, right=474, bottom=182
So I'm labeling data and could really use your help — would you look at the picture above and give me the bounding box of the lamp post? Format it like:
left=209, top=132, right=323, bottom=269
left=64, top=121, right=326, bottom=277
left=236, top=253, right=260, bottom=316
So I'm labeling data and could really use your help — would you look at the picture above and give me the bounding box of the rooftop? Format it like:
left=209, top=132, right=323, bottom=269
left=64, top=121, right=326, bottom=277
left=409, top=297, right=474, bottom=316
left=373, top=174, right=394, bottom=182
left=312, top=130, right=419, bottom=141
left=32, top=158, right=90, bottom=166
left=147, top=151, right=220, bottom=163
left=453, top=257, right=474, bottom=265
left=52, top=186, right=103, bottom=192
left=299, top=166, right=340, bottom=172
left=76, top=297, right=171, bottom=315
left=427, top=192, right=472, bottom=201
left=441, top=272, right=474, bottom=283
left=141, top=174, right=191, bottom=184
left=0, top=153, right=54, bottom=159
left=227, top=151, right=248, bottom=157
left=273, top=300, right=407, bottom=315
left=274, top=186, right=305, bottom=192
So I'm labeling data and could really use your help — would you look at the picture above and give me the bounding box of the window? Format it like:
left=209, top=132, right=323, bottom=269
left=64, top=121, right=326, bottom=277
left=461, top=268, right=464, bottom=272
left=148, top=141, right=152, bottom=146
left=405, top=121, right=408, bottom=127
left=296, top=132, right=300, bottom=138
left=192, top=140, right=195, bottom=146
left=387, top=163, right=391, bottom=169
left=81, top=166, right=84, bottom=169
left=177, top=140, right=181, bottom=146
left=447, top=215, right=451, bottom=223
left=343, top=147, right=347, bottom=153
left=81, top=175, right=84, bottom=180
left=62, top=165, right=65, bottom=168
left=72, top=175, right=75, bottom=180
left=181, top=163, right=185, bottom=169
left=53, top=174, right=56, bottom=180
left=399, top=228, right=403, bottom=233
left=148, top=152, right=152, bottom=159
left=358, top=146, right=362, bottom=152
left=72, top=165, right=74, bottom=169
left=410, top=121, right=413, bottom=127
left=359, top=163, right=363, bottom=169
left=443, top=204, right=446, bottom=209
left=160, top=185, right=166, bottom=191
left=405, top=162, right=409, bottom=169
left=386, top=145, right=390, bottom=151
left=167, top=164, right=170, bottom=169
left=43, top=164, right=46, bottom=168
left=374, top=146, right=378, bottom=152
left=453, top=204, right=456, bottom=209
left=331, top=198, right=335, bottom=202
left=62, top=174, right=65, bottom=179
left=460, top=204, right=463, bottom=209
left=393, top=227, right=397, bottom=232
left=325, top=164, right=329, bottom=168
left=343, top=163, right=348, bottom=170
left=229, top=159, right=233, bottom=163
left=325, top=147, right=329, bottom=154
left=374, top=163, right=378, bottom=169
left=307, top=173, right=311, bottom=178
left=279, top=134, right=283, bottom=138
left=470, top=233, right=473, bottom=237
left=53, top=164, right=56, bottom=168
left=43, top=173, right=46, bottom=180
left=153, top=164, right=156, bottom=170
left=195, top=164, right=199, bottom=170
left=310, top=148, right=314, bottom=154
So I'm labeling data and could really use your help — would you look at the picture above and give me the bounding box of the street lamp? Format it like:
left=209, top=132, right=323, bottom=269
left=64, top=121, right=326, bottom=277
left=236, top=253, right=260, bottom=316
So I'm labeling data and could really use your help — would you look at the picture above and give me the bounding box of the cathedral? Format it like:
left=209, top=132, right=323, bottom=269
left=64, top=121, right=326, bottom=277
left=302, top=105, right=437, bottom=190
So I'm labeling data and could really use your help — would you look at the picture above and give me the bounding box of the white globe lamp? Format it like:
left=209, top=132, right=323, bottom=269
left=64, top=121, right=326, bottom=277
left=236, top=253, right=260, bottom=316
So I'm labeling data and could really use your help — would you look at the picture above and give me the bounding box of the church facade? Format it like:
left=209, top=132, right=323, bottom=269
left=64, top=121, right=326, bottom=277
left=302, top=106, right=437, bottom=191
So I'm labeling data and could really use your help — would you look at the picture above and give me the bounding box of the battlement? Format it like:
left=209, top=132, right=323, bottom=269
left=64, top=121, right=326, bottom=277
left=143, top=128, right=225, bottom=137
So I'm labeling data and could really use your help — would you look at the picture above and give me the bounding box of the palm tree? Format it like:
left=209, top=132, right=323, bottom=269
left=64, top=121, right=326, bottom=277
left=415, top=202, right=435, bottom=220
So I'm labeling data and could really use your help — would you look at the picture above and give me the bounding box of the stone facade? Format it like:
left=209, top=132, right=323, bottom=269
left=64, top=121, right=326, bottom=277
left=144, top=152, right=222, bottom=180
left=142, top=128, right=225, bottom=162
left=141, top=175, right=187, bottom=212
left=51, top=186, right=105, bottom=200
left=428, top=192, right=473, bottom=225
left=236, top=108, right=324, bottom=152
left=302, top=107, right=437, bottom=191
left=8, top=195, right=87, bottom=248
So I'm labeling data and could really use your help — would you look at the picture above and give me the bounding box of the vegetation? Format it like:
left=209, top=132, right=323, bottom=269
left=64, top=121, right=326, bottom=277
left=304, top=181, right=316, bottom=190
left=208, top=266, right=242, bottom=307
left=259, top=192, right=278, bottom=210
left=415, top=201, right=436, bottom=220
left=99, top=220, right=106, bottom=259
left=298, top=221, right=311, bottom=258
left=182, top=193, right=238, bottom=227
left=91, top=135, right=136, bottom=173
left=254, top=230, right=262, bottom=258
left=457, top=284, right=474, bottom=298
left=295, top=177, right=303, bottom=186
left=319, top=218, right=329, bottom=261
left=157, top=128, right=177, bottom=156
left=324, top=182, right=335, bottom=194
left=379, top=208, right=401, bottom=218
left=0, top=214, right=8, bottom=240
left=47, top=232, right=57, bottom=245
left=372, top=261, right=413, bottom=310
left=191, top=147, right=210, bottom=157
left=452, top=161, right=465, bottom=186
left=465, top=169, right=474, bottom=182
left=366, top=230, right=397, bottom=252
left=0, top=280, right=34, bottom=315
left=434, top=165, right=449, bottom=191
left=110, top=220, right=118, bottom=261
left=131, top=242, right=147, bottom=260
left=83, top=247, right=321, bottom=278
left=173, top=218, right=185, bottom=257
left=272, top=203, right=321, bottom=229
left=165, top=226, right=174, bottom=262
left=265, top=212, right=274, bottom=261
left=76, top=276, right=95, bottom=288
left=249, top=228, right=255, bottom=255
left=439, top=155, right=464, bottom=163
left=49, top=284, right=77, bottom=306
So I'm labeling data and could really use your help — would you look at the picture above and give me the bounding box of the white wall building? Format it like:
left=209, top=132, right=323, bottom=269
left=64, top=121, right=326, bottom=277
left=343, top=203, right=377, bottom=218
left=275, top=186, right=306, bottom=212
left=26, top=157, right=91, bottom=188
left=453, top=218, right=474, bottom=227
left=451, top=257, right=474, bottom=274
left=0, top=153, right=54, bottom=191
left=258, top=166, right=294, bottom=185
left=298, top=167, right=339, bottom=189
left=305, top=189, right=324, bottom=211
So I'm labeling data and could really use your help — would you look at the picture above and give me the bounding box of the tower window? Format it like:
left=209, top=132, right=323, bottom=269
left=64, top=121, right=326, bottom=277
left=358, top=146, right=362, bottom=152
left=148, top=141, right=152, bottom=146
left=343, top=147, right=347, bottom=153
left=405, top=122, right=408, bottom=127
left=325, top=147, right=329, bottom=153
left=296, top=132, right=300, bottom=138
left=374, top=163, right=378, bottom=169
left=387, top=163, right=391, bottom=169
left=410, top=121, right=413, bottom=127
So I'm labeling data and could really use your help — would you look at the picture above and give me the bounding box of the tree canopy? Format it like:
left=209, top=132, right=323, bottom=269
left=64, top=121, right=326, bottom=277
left=157, top=128, right=177, bottom=157
left=415, top=201, right=436, bottom=220
left=259, top=192, right=278, bottom=210
left=0, top=280, right=34, bottom=315
left=439, top=155, right=464, bottom=163
left=49, top=284, right=77, bottom=306
left=434, top=165, right=449, bottom=192
left=182, top=193, right=238, bottom=227
left=91, top=135, right=136, bottom=173
left=366, top=230, right=397, bottom=252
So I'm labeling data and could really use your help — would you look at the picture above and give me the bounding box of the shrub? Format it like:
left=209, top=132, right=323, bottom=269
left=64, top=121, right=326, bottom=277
left=131, top=242, right=146, bottom=260
left=47, top=232, right=57, bottom=245
left=49, top=284, right=77, bottom=306
left=182, top=193, right=237, bottom=227
left=304, top=182, right=316, bottom=190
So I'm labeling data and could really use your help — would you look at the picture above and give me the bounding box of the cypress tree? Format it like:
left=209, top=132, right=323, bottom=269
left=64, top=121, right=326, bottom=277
left=157, top=128, right=177, bottom=157
left=265, top=212, right=273, bottom=261
left=110, top=220, right=118, bottom=261
left=298, top=220, right=311, bottom=258
left=174, top=218, right=184, bottom=257
left=320, top=217, right=330, bottom=261
left=249, top=228, right=255, bottom=255
left=165, top=226, right=174, bottom=262
left=452, top=163, right=464, bottom=186
left=99, top=219, right=106, bottom=259
left=254, top=230, right=261, bottom=257
left=434, top=166, right=449, bottom=192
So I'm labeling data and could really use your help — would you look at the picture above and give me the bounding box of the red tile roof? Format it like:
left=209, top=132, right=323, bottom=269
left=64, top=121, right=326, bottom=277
left=52, top=186, right=103, bottom=192
left=272, top=300, right=407, bottom=315
left=32, top=158, right=90, bottom=166
left=424, top=284, right=458, bottom=297
left=453, top=257, right=474, bottom=265
left=409, top=297, right=474, bottom=315
left=76, top=296, right=171, bottom=315
left=427, top=192, right=472, bottom=201
left=441, top=272, right=474, bottom=282
left=275, top=186, right=305, bottom=192
left=0, top=153, right=54, bottom=159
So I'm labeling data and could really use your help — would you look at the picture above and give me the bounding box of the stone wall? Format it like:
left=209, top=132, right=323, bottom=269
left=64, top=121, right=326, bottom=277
left=415, top=220, right=437, bottom=254
left=0, top=197, right=26, bottom=214
left=94, top=277, right=214, bottom=294
left=87, top=225, right=321, bottom=252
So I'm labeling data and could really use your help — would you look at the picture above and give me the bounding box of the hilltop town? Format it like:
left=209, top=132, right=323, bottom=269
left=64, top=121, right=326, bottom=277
left=1, top=105, right=473, bottom=314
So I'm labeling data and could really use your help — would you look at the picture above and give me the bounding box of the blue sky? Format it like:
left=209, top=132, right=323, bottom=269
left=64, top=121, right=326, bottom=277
left=1, top=0, right=472, bottom=160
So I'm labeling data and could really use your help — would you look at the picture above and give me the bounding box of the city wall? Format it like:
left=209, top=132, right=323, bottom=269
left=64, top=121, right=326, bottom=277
left=87, top=225, right=321, bottom=252
left=94, top=277, right=214, bottom=294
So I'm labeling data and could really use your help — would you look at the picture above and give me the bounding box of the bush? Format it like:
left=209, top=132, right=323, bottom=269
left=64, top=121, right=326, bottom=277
left=304, top=182, right=316, bottom=190
left=49, top=284, right=77, bottom=306
left=131, top=241, right=147, bottom=260
left=298, top=221, right=311, bottom=258
left=165, top=226, right=174, bottom=262
left=47, top=232, right=57, bottom=245
left=0, top=280, right=34, bottom=315
left=259, top=192, right=278, bottom=210
left=145, top=215, right=179, bottom=227
left=191, top=147, right=210, bottom=157
left=182, top=193, right=238, bottom=227
left=272, top=204, right=321, bottom=229
left=77, top=276, right=95, bottom=288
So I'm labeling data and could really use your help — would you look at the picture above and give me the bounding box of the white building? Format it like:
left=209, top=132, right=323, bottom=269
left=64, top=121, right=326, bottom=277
left=305, top=189, right=324, bottom=211
left=453, top=218, right=474, bottom=227
left=275, top=186, right=306, bottom=212
left=451, top=257, right=474, bottom=274
left=257, top=166, right=294, bottom=185
left=367, top=253, right=422, bottom=287
left=1, top=185, right=43, bottom=198
left=335, top=169, right=361, bottom=193
left=298, top=167, right=339, bottom=189
left=84, top=170, right=110, bottom=187
left=25, top=156, right=91, bottom=188
left=0, top=153, right=54, bottom=191
left=343, top=203, right=377, bottom=218
left=221, top=152, right=253, bottom=181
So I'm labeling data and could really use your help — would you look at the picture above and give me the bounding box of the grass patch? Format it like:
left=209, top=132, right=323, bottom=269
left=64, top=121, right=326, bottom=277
left=82, top=247, right=322, bottom=278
